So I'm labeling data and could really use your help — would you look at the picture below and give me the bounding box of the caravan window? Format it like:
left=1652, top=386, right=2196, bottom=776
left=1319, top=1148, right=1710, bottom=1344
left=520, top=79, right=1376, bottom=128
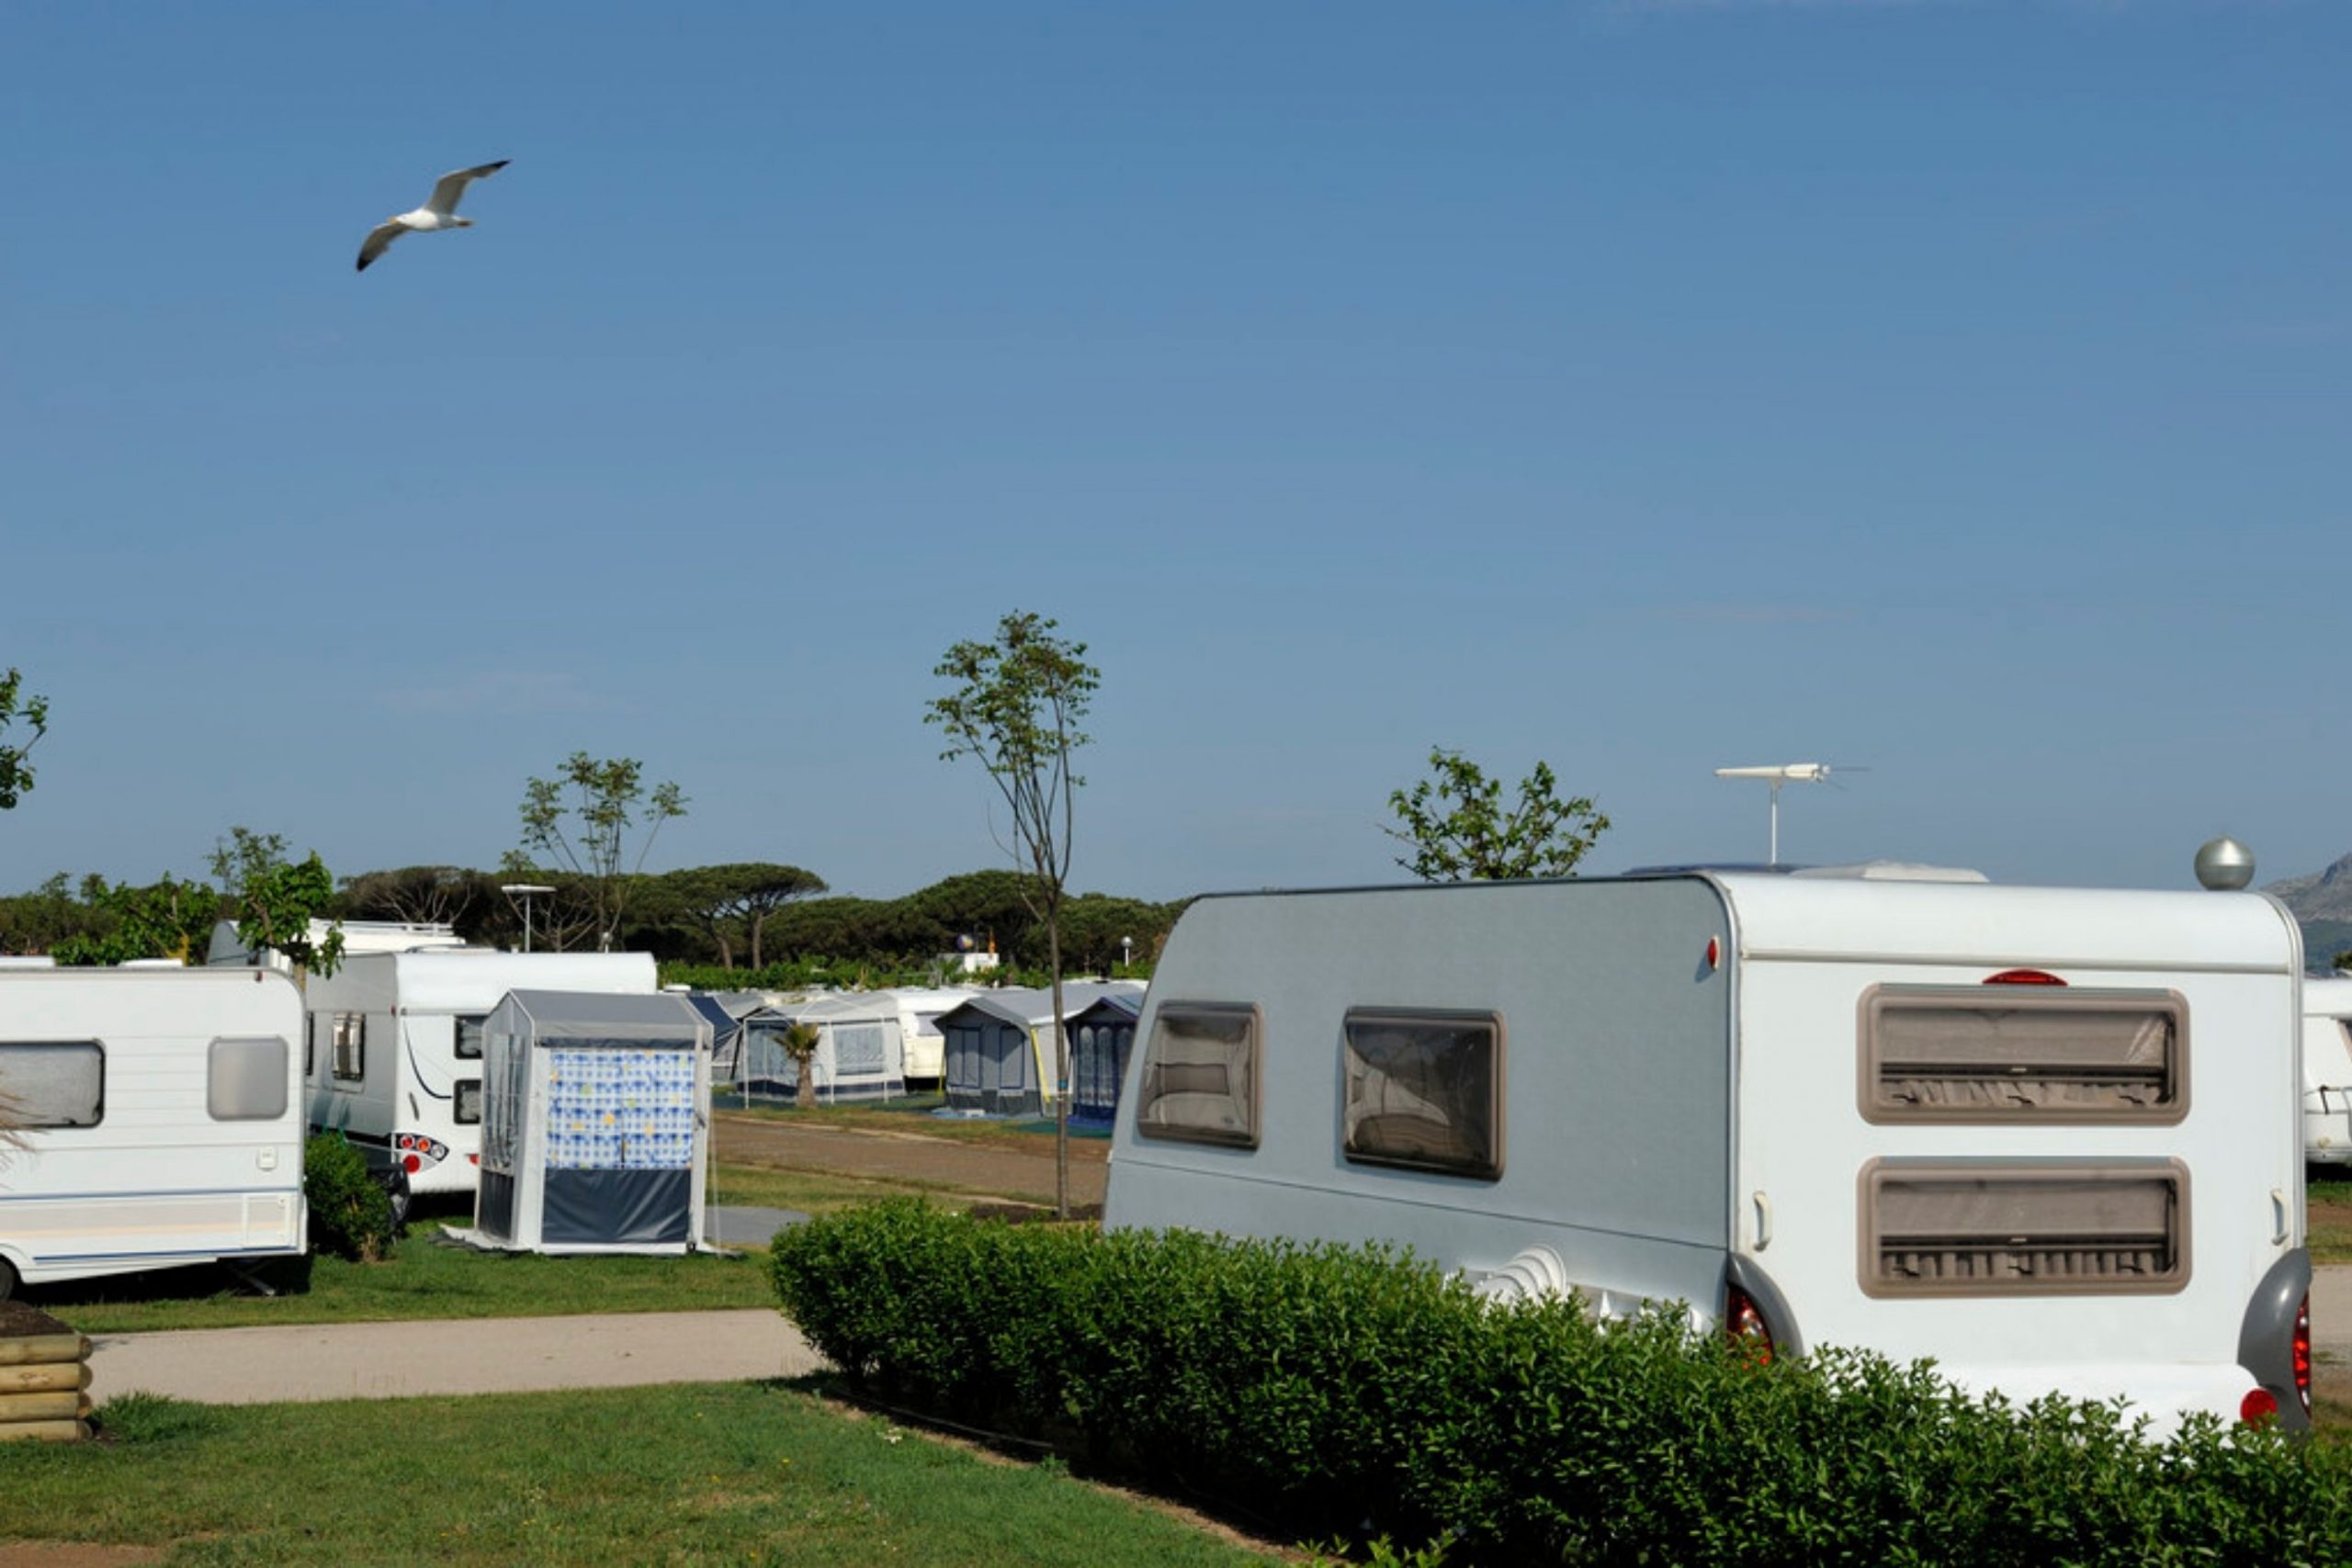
left=1860, top=1160, right=2188, bottom=1298
left=455, top=1014, right=488, bottom=1061
left=1861, top=987, right=2186, bottom=1124
left=330, top=1012, right=366, bottom=1086
left=1340, top=1010, right=1504, bottom=1180
left=1135, top=1003, right=1260, bottom=1149
left=454, top=1077, right=482, bottom=1125
left=0, top=1041, right=104, bottom=1128
left=209, top=1037, right=289, bottom=1122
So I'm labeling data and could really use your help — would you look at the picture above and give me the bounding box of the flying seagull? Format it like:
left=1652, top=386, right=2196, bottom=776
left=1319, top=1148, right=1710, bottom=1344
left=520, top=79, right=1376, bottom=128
left=356, top=160, right=510, bottom=273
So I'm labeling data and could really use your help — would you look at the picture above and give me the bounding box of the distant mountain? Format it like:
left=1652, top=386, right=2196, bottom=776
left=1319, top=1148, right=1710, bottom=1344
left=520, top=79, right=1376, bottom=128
left=2267, top=852, right=2352, bottom=923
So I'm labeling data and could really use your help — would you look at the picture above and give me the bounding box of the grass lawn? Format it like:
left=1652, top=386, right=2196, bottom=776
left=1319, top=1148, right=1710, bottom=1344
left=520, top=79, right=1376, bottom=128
left=23, top=1214, right=776, bottom=1335
left=707, top=1161, right=979, bottom=1215
left=718, top=1097, right=1112, bottom=1156
left=0, top=1382, right=1276, bottom=1567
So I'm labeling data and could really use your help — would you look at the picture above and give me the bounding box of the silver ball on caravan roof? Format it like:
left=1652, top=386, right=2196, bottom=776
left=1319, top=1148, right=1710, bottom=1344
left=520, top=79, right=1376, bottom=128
left=2195, top=836, right=2256, bottom=891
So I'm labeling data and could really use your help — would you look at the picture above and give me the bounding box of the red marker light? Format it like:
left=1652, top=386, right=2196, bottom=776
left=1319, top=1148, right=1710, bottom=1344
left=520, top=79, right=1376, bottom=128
left=402, top=1153, right=422, bottom=1174
left=1704, top=937, right=1721, bottom=971
left=2240, top=1388, right=2278, bottom=1426
left=1983, top=969, right=2067, bottom=987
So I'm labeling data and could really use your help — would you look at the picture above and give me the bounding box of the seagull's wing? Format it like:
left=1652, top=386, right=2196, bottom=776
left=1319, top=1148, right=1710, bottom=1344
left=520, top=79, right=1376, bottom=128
left=424, top=159, right=510, bottom=217
left=356, top=220, right=407, bottom=272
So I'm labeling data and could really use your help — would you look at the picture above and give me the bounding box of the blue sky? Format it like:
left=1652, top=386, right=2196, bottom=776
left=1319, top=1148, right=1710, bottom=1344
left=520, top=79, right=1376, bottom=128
left=2, top=1, right=2344, bottom=904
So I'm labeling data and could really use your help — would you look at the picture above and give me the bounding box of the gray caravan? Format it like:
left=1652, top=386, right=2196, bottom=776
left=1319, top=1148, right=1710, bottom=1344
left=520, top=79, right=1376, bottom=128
left=1103, top=871, right=2312, bottom=1434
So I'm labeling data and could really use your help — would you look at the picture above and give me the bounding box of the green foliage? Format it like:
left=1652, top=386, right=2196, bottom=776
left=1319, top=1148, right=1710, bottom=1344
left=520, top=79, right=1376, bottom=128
left=782, top=1020, right=823, bottom=1110
left=337, top=863, right=491, bottom=929
left=0, top=666, right=50, bottom=812
left=2335, top=948, right=2352, bottom=975
left=212, top=828, right=345, bottom=976
left=518, top=752, right=688, bottom=951
left=94, top=1391, right=228, bottom=1444
left=50, top=873, right=219, bottom=964
left=303, top=1134, right=396, bottom=1263
left=658, top=862, right=829, bottom=968
left=773, top=1203, right=2352, bottom=1565
left=1385, top=747, right=1610, bottom=882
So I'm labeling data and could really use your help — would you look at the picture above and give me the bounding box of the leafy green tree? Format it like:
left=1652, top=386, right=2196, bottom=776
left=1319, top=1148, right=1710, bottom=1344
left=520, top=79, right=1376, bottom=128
left=0, top=668, right=50, bottom=812
left=663, top=863, right=829, bottom=968
left=2335, top=949, right=2352, bottom=976
left=1385, top=748, right=1611, bottom=882
left=338, top=864, right=488, bottom=930
left=927, top=610, right=1100, bottom=1218
left=51, top=874, right=220, bottom=965
left=210, top=828, right=345, bottom=977
left=517, top=754, right=688, bottom=952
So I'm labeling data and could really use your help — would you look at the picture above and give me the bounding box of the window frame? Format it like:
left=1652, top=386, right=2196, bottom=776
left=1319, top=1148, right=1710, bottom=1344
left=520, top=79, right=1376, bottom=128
left=1857, top=1157, right=2191, bottom=1300
left=1133, top=1001, right=1262, bottom=1150
left=0, top=1039, right=106, bottom=1129
left=207, top=1035, right=290, bottom=1122
left=1339, top=1007, right=1506, bottom=1181
left=1858, top=984, right=2189, bottom=1127
left=454, top=1077, right=483, bottom=1126
left=330, top=1011, right=367, bottom=1087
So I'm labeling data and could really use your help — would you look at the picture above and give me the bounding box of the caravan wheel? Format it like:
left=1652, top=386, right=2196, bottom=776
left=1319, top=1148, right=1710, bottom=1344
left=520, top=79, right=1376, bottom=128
left=0, top=1256, right=17, bottom=1302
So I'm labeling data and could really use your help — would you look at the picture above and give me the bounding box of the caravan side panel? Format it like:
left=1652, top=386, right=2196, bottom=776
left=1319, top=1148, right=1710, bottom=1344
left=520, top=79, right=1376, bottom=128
left=1106, top=880, right=1734, bottom=1310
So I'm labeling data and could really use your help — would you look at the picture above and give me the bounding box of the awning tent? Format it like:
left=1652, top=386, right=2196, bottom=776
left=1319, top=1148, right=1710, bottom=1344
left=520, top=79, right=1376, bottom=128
left=938, top=982, right=1146, bottom=1118
left=1069, top=991, right=1142, bottom=1125
left=739, top=992, right=909, bottom=1103
left=472, top=988, right=711, bottom=1255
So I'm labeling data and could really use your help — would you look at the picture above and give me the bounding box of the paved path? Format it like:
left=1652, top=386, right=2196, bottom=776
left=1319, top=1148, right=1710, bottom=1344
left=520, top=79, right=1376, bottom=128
left=87, top=1309, right=825, bottom=1406
left=2315, top=1265, right=2352, bottom=1361
left=715, top=1111, right=1108, bottom=1210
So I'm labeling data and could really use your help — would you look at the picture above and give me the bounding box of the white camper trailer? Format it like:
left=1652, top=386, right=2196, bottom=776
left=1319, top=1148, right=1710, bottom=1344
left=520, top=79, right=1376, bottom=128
left=1104, top=872, right=2312, bottom=1433
left=300, top=948, right=657, bottom=1206
left=888, top=987, right=972, bottom=1086
left=0, top=962, right=307, bottom=1297
left=2299, top=976, right=2352, bottom=1168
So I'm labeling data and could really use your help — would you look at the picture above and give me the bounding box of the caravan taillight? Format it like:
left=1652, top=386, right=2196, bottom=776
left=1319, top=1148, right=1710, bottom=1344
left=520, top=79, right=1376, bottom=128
left=2242, top=1389, right=2278, bottom=1426
left=1983, top=969, right=2067, bottom=987
left=2296, top=1292, right=2313, bottom=1417
left=1723, top=1283, right=1774, bottom=1364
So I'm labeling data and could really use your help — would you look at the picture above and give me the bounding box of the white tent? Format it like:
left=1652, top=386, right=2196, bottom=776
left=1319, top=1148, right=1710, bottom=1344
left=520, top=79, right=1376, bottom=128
left=471, top=989, right=710, bottom=1254
left=739, top=992, right=909, bottom=1103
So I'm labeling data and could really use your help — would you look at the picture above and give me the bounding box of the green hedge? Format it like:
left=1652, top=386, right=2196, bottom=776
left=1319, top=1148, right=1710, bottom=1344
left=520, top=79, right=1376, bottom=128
left=770, top=1201, right=2352, bottom=1564
left=302, top=1133, right=396, bottom=1263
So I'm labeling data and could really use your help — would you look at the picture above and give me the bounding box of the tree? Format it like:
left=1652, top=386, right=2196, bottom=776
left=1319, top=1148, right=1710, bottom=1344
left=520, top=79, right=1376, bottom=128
left=2335, top=949, right=2352, bottom=976
left=517, top=754, right=687, bottom=952
left=927, top=610, right=1099, bottom=1218
left=1385, top=747, right=1611, bottom=883
left=51, top=874, right=220, bottom=966
left=0, top=667, right=50, bottom=812
left=782, top=1021, right=822, bottom=1111
left=339, top=864, right=487, bottom=930
left=664, top=863, right=829, bottom=969
left=210, top=828, right=345, bottom=977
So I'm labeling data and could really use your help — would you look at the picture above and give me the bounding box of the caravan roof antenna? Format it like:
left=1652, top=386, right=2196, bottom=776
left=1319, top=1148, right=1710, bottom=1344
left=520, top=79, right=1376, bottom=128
left=1714, top=762, right=1857, bottom=866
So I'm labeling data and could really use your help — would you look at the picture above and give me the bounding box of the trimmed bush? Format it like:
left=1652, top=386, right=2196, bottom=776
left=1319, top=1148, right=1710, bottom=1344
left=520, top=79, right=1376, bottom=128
left=771, top=1201, right=2352, bottom=1564
left=302, top=1133, right=396, bottom=1263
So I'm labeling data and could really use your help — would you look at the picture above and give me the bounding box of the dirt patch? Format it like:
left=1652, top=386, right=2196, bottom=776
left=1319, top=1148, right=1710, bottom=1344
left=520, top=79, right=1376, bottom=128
left=0, top=1300, right=74, bottom=1339
left=716, top=1113, right=1107, bottom=1210
left=0, top=1548, right=164, bottom=1568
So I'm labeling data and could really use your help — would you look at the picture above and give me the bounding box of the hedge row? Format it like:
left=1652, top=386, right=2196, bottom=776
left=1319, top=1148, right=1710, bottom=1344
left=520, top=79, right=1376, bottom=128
left=770, top=1201, right=2352, bottom=1565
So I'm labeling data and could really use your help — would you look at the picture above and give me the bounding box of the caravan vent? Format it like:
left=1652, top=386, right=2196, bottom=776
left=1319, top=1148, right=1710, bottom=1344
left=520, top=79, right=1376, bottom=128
left=1860, top=986, right=2185, bottom=1124
left=1860, top=1161, right=2188, bottom=1298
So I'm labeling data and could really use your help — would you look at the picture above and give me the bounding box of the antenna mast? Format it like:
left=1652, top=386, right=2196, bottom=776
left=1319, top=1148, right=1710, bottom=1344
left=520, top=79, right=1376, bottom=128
left=1713, top=762, right=1833, bottom=866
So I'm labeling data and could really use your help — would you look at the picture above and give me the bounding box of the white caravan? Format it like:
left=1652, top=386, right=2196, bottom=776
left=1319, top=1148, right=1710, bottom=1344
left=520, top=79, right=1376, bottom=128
left=2299, top=976, right=2352, bottom=1168
left=1105, top=871, right=2312, bottom=1433
left=0, top=962, right=307, bottom=1298
left=301, top=948, right=657, bottom=1205
left=888, top=987, right=974, bottom=1086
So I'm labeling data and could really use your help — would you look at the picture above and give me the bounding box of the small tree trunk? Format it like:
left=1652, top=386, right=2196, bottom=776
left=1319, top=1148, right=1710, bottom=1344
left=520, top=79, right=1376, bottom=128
left=797, top=1061, right=816, bottom=1111
left=1048, top=914, right=1069, bottom=1220
left=751, top=914, right=764, bottom=971
left=716, top=931, right=734, bottom=968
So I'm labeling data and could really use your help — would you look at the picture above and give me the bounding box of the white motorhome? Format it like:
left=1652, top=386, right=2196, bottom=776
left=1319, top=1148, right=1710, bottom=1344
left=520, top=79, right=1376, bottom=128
left=0, top=961, right=307, bottom=1298
left=1105, top=871, right=2312, bottom=1433
left=300, top=948, right=657, bottom=1207
left=2298, top=976, right=2352, bottom=1168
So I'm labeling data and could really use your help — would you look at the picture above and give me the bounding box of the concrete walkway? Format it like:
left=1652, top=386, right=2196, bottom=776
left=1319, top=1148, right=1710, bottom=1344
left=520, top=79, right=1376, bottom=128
left=87, top=1309, right=826, bottom=1406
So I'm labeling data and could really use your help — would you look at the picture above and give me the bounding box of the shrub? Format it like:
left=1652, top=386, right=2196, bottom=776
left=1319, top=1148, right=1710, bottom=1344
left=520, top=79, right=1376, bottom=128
left=771, top=1202, right=2352, bottom=1565
left=303, top=1133, right=396, bottom=1262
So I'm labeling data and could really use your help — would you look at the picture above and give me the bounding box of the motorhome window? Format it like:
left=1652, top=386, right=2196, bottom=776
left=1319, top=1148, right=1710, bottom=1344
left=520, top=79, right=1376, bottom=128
left=1861, top=987, right=2185, bottom=1124
left=1135, top=1003, right=1260, bottom=1148
left=0, top=1042, right=104, bottom=1128
left=1340, top=1010, right=1504, bottom=1180
left=454, top=1015, right=487, bottom=1061
left=330, top=1012, right=366, bottom=1085
left=455, top=1077, right=482, bottom=1125
left=1860, top=1160, right=2188, bottom=1297
left=208, top=1036, right=288, bottom=1122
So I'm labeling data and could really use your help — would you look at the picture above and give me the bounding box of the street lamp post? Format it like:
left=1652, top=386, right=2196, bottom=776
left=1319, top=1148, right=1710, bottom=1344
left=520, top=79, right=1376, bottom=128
left=1120, top=935, right=1133, bottom=971
left=500, top=884, right=555, bottom=953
